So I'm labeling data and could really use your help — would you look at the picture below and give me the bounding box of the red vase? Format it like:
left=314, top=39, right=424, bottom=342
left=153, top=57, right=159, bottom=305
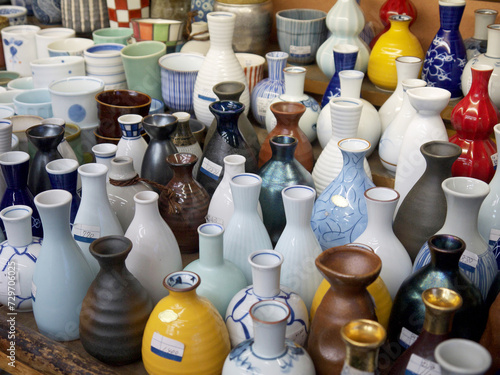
left=370, top=0, right=417, bottom=48
left=449, top=64, right=499, bottom=183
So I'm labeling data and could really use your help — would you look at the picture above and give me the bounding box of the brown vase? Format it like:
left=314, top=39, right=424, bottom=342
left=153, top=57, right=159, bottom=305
left=258, top=101, right=314, bottom=172
left=480, top=291, right=500, bottom=374
left=159, top=153, right=210, bottom=254
left=307, top=244, right=382, bottom=375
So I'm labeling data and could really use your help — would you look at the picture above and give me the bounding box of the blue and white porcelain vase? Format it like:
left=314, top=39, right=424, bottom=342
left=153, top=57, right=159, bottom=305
left=222, top=300, right=315, bottom=375
left=413, top=177, right=498, bottom=299
left=464, top=9, right=498, bottom=60
left=225, top=250, right=310, bottom=348
left=0, top=205, right=41, bottom=312
left=32, top=0, right=62, bottom=24
left=311, top=138, right=375, bottom=251
left=116, top=114, right=148, bottom=177
left=421, top=0, right=467, bottom=99
left=191, top=0, right=214, bottom=22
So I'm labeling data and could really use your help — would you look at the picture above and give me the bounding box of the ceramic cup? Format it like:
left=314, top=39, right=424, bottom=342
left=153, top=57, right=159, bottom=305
left=35, top=27, right=75, bottom=59
left=92, top=27, right=134, bottom=45
left=236, top=53, right=266, bottom=93
left=120, top=41, right=166, bottom=101
left=13, top=88, right=53, bottom=118
left=131, top=18, right=183, bottom=51
left=0, top=89, right=22, bottom=109
left=30, top=56, right=85, bottom=89
left=8, top=114, right=43, bottom=152
left=0, top=5, right=27, bottom=25
left=276, top=8, right=328, bottom=65
left=1, top=24, right=40, bottom=76
left=61, top=0, right=109, bottom=35
left=107, top=0, right=150, bottom=28
left=7, top=76, right=33, bottom=91
left=434, top=339, right=492, bottom=375
left=47, top=37, right=95, bottom=57
left=84, top=43, right=126, bottom=90
left=0, top=105, right=15, bottom=118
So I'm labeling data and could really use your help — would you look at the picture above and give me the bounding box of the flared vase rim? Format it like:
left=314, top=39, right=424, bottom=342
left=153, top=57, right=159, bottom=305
left=89, top=235, right=133, bottom=260
left=163, top=271, right=201, bottom=292
left=249, top=300, right=291, bottom=326
left=46, top=158, right=79, bottom=175
left=340, top=319, right=387, bottom=350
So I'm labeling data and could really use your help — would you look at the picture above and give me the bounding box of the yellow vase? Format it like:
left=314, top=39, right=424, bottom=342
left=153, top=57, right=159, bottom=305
left=142, top=271, right=231, bottom=375
left=367, top=14, right=424, bottom=91
left=311, top=276, right=393, bottom=329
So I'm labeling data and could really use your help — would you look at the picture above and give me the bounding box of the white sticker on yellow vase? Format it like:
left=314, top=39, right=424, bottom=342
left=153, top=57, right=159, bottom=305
left=151, top=332, right=185, bottom=362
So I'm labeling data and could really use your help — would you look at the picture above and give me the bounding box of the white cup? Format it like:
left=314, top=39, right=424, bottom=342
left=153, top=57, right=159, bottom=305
left=30, top=56, right=85, bottom=89
left=35, top=27, right=75, bottom=59
left=1, top=25, right=40, bottom=77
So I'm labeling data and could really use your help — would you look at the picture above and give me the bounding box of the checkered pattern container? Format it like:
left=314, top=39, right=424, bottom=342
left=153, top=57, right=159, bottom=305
left=119, top=120, right=142, bottom=138
left=107, top=0, right=150, bottom=28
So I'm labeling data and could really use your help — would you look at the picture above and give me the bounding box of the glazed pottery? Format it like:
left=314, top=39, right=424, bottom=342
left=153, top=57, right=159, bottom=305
left=370, top=0, right=417, bottom=48
left=413, top=177, right=498, bottom=299
left=31, top=56, right=85, bottom=89
left=41, top=118, right=79, bottom=164
left=159, top=153, right=210, bottom=254
left=8, top=76, right=33, bottom=91
left=116, top=114, right=148, bottom=176
left=141, top=113, right=178, bottom=186
left=367, top=15, right=424, bottom=91
left=274, top=185, right=322, bottom=310
left=142, top=271, right=231, bottom=375
left=0, top=119, right=12, bottom=203
left=465, top=9, right=498, bottom=60
left=0, top=205, right=41, bottom=311
left=179, top=21, right=210, bottom=55
left=47, top=37, right=95, bottom=57
left=387, top=235, right=486, bottom=352
left=223, top=173, right=272, bottom=283
left=72, top=163, right=124, bottom=276
left=190, top=0, right=212, bottom=22
left=184, top=223, right=247, bottom=317
left=259, top=101, right=313, bottom=172
left=265, top=66, right=320, bottom=143
left=84, top=43, right=126, bottom=91
left=131, top=19, right=184, bottom=50
left=171, top=112, right=202, bottom=176
left=435, top=339, right=492, bottom=375
left=307, top=244, right=381, bottom=375
left=236, top=53, right=265, bottom=93
left=0, top=5, right=28, bottom=24
left=225, top=249, right=309, bottom=347
left=378, top=78, right=427, bottom=174
left=378, top=56, right=423, bottom=132
left=222, top=300, right=315, bottom=375
left=393, top=141, right=461, bottom=262
left=1, top=25, right=40, bottom=76
left=35, top=28, right=75, bottom=59
left=192, top=12, right=250, bottom=127
left=92, top=27, right=133, bottom=45
left=125, top=191, right=182, bottom=304
left=80, top=236, right=153, bottom=365
left=32, top=189, right=94, bottom=341
left=61, top=0, right=109, bottom=34
left=92, top=143, right=117, bottom=174
left=388, top=288, right=462, bottom=374
left=151, top=0, right=187, bottom=20
left=421, top=0, right=467, bottom=99
left=13, top=88, right=53, bottom=118
left=449, top=64, right=499, bottom=183
left=258, top=135, right=314, bottom=246
left=107, top=0, right=149, bottom=28
left=480, top=292, right=500, bottom=373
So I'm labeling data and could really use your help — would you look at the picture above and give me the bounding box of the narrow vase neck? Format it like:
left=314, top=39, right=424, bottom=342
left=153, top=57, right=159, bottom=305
left=38, top=202, right=73, bottom=241
left=340, top=75, right=362, bottom=99
left=252, top=265, right=281, bottom=298
left=284, top=71, right=307, bottom=100
left=267, top=56, right=288, bottom=81
left=175, top=119, right=196, bottom=143
left=270, top=141, right=297, bottom=162
left=135, top=199, right=161, bottom=220
left=221, top=160, right=245, bottom=184
left=486, top=26, right=500, bottom=58
left=2, top=161, right=29, bottom=189
left=231, top=177, right=261, bottom=214
left=283, top=195, right=315, bottom=228
left=207, top=13, right=234, bottom=49
left=442, top=193, right=484, bottom=234
left=330, top=100, right=363, bottom=140
left=81, top=173, right=109, bottom=204
left=469, top=68, right=493, bottom=99
left=214, top=111, right=245, bottom=147
left=389, top=19, right=411, bottom=33
left=439, top=3, right=465, bottom=30
left=474, top=11, right=497, bottom=40
left=199, top=230, right=224, bottom=267
left=3, top=209, right=32, bottom=247
left=252, top=319, right=287, bottom=359
left=343, top=346, right=378, bottom=373
left=333, top=51, right=357, bottom=75
left=171, top=164, right=195, bottom=182
left=365, top=199, right=397, bottom=232
left=49, top=170, right=78, bottom=195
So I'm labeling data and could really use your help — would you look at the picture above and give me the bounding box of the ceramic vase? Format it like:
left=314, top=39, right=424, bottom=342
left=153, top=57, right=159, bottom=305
left=159, top=153, right=210, bottom=254
left=193, top=12, right=250, bottom=127
left=197, top=101, right=258, bottom=196
left=465, top=9, right=498, bottom=60
left=142, top=271, right=231, bottom=375
left=184, top=223, right=247, bottom=317
left=394, top=87, right=451, bottom=210
left=0, top=151, right=42, bottom=238
left=223, top=173, right=272, bottom=283
left=116, top=114, right=148, bottom=177
left=480, top=292, right=500, bottom=373
left=307, top=244, right=381, bottom=375
left=225, top=249, right=309, bottom=348
left=222, top=300, right=315, bottom=375
left=92, top=143, right=117, bottom=173
left=312, top=138, right=375, bottom=250
left=171, top=112, right=202, bottom=177
left=251, top=51, right=288, bottom=127
left=125, top=190, right=182, bottom=304
left=370, top=0, right=417, bottom=48
left=449, top=64, right=499, bottom=183
left=0, top=119, right=12, bottom=207
left=274, top=185, right=322, bottom=311
left=32, top=189, right=94, bottom=341
left=394, top=141, right=462, bottom=262
left=72, top=163, right=124, bottom=276
left=413, top=177, right=498, bottom=299
left=0, top=205, right=41, bottom=311
left=378, top=78, right=427, bottom=174
left=435, top=339, right=492, bottom=375
left=316, top=0, right=370, bottom=78
left=378, top=56, right=423, bottom=131
left=265, top=66, right=320, bottom=143
left=80, top=236, right=154, bottom=365
left=421, top=0, right=467, bottom=99
left=26, top=124, right=64, bottom=196
left=368, top=15, right=424, bottom=91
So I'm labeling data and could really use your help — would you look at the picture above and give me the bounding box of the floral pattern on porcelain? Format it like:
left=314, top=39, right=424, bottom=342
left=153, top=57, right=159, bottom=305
left=3, top=38, right=23, bottom=64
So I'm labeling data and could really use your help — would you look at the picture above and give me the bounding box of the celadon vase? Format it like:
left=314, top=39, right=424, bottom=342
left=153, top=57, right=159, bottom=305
left=32, top=189, right=94, bottom=341
left=184, top=223, right=247, bottom=317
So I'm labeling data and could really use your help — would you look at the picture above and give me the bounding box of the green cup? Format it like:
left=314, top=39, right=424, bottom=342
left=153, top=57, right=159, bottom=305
left=120, top=41, right=166, bottom=101
left=92, top=27, right=134, bottom=45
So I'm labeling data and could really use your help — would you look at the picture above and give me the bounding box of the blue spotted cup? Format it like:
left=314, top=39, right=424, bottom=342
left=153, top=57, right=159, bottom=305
left=30, top=56, right=85, bottom=89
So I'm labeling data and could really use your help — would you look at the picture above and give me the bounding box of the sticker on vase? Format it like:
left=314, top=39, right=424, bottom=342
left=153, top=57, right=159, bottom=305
left=290, top=45, right=312, bottom=58
left=257, top=97, right=272, bottom=117
left=405, top=354, right=441, bottom=375
left=341, top=364, right=374, bottom=375
left=459, top=250, right=479, bottom=273
left=200, top=158, right=222, bottom=180
left=491, top=153, right=498, bottom=167
left=399, top=327, right=418, bottom=349
left=73, top=224, right=100, bottom=243
left=150, top=332, right=185, bottom=362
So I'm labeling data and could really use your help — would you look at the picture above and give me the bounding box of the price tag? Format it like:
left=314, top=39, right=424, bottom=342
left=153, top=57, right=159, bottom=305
left=257, top=97, right=273, bottom=117
left=289, top=327, right=307, bottom=345
left=459, top=250, right=479, bottom=273
left=31, top=281, right=37, bottom=301
left=290, top=45, right=311, bottom=57
left=399, top=327, right=418, bottom=349
left=405, top=354, right=441, bottom=375
left=199, top=157, right=223, bottom=181
left=73, top=224, right=100, bottom=243
left=150, top=332, right=185, bottom=362
left=491, top=153, right=498, bottom=168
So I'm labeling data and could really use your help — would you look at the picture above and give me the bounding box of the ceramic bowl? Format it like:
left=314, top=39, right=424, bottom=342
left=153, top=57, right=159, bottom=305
left=0, top=71, right=20, bottom=87
left=0, top=89, right=22, bottom=108
left=88, top=72, right=127, bottom=89
left=276, top=8, right=328, bottom=65
left=35, top=27, right=75, bottom=59
left=407, top=87, right=452, bottom=114
left=7, top=76, right=33, bottom=91
left=0, top=5, right=27, bottom=25
left=13, top=88, right=52, bottom=118
left=236, top=53, right=265, bottom=93
left=47, top=37, right=95, bottom=57
left=30, top=56, right=85, bottom=89
left=149, top=98, right=165, bottom=114
left=84, top=43, right=125, bottom=66
left=131, top=18, right=184, bottom=49
left=8, top=114, right=43, bottom=152
left=85, top=63, right=124, bottom=76
left=0, top=104, right=14, bottom=118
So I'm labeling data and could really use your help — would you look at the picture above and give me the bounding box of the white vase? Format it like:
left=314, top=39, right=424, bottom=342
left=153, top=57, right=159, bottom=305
left=222, top=300, right=315, bottom=375
left=265, top=66, right=320, bottom=143
left=72, top=163, right=124, bottom=276
left=394, top=87, right=451, bottom=210
left=193, top=11, right=250, bottom=127
left=225, top=250, right=310, bottom=348
left=32, top=189, right=93, bottom=341
left=378, top=78, right=427, bottom=175
left=116, top=114, right=148, bottom=177
left=274, top=185, right=322, bottom=311
left=180, top=21, right=210, bottom=55
left=353, top=187, right=412, bottom=300
left=0, top=205, right=41, bottom=312
left=465, top=9, right=498, bottom=60
left=317, top=69, right=381, bottom=157
left=378, top=56, right=423, bottom=131
left=312, top=97, right=371, bottom=196
left=434, top=339, right=492, bottom=375
left=41, top=118, right=79, bottom=163
left=223, top=173, right=272, bottom=283
left=316, top=0, right=370, bottom=78
left=92, top=142, right=117, bottom=178
left=125, top=190, right=182, bottom=304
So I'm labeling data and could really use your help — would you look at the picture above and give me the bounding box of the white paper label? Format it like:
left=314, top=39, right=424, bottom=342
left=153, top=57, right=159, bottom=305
left=31, top=281, right=37, bottom=300
left=257, top=97, right=273, bottom=117
left=150, top=332, right=185, bottom=362
left=459, top=250, right=479, bottom=272
left=492, top=153, right=498, bottom=167
left=73, top=224, right=100, bottom=244
left=199, top=157, right=223, bottom=181
left=290, top=45, right=311, bottom=56
left=405, top=354, right=441, bottom=375
left=399, top=327, right=418, bottom=349
left=489, top=228, right=500, bottom=243
left=289, top=328, right=307, bottom=346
